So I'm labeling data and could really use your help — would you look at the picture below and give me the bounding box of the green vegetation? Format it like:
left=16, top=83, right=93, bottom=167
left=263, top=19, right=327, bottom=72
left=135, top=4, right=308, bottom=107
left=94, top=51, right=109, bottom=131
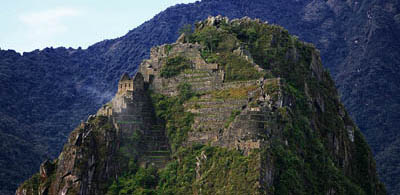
left=160, top=56, right=191, bottom=78
left=19, top=173, right=40, bottom=195
left=165, top=44, right=174, bottom=54
left=264, top=79, right=280, bottom=101
left=261, top=81, right=361, bottom=194
left=158, top=145, right=260, bottom=194
left=210, top=85, right=257, bottom=100
left=189, top=19, right=314, bottom=88
left=188, top=18, right=385, bottom=194
left=150, top=83, right=196, bottom=151
left=189, top=25, right=263, bottom=81
left=87, top=116, right=142, bottom=166
left=90, top=116, right=119, bottom=160
left=178, top=24, right=193, bottom=43
left=107, top=145, right=260, bottom=195
left=103, top=18, right=385, bottom=195
left=107, top=164, right=159, bottom=195
left=271, top=143, right=364, bottom=195
left=266, top=77, right=385, bottom=194
left=118, top=130, right=142, bottom=160
left=220, top=52, right=264, bottom=81
left=225, top=110, right=241, bottom=128
left=190, top=26, right=225, bottom=53
left=85, top=116, right=141, bottom=192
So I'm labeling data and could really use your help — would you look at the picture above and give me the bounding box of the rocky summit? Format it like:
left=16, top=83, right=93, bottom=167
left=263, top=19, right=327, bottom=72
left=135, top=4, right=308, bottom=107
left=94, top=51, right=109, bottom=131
left=16, top=17, right=385, bottom=195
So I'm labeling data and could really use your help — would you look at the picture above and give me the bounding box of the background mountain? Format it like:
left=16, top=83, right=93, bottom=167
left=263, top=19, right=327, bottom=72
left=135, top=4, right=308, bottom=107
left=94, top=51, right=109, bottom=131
left=0, top=0, right=399, bottom=194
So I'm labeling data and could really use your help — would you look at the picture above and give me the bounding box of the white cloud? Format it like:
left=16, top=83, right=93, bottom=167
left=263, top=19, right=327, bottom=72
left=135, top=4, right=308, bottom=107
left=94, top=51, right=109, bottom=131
left=19, top=7, right=82, bottom=38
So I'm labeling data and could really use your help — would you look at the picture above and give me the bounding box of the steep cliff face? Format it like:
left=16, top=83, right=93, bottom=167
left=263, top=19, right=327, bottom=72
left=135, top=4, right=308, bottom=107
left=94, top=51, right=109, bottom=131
left=17, top=17, right=385, bottom=195
left=15, top=73, right=159, bottom=195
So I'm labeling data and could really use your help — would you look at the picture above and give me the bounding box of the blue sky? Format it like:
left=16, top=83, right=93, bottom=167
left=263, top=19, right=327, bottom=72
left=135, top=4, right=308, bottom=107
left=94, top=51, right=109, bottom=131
left=0, top=0, right=198, bottom=52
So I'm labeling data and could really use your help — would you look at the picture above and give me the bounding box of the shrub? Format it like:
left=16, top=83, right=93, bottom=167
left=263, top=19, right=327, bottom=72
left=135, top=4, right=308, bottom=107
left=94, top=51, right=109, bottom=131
left=225, top=110, right=241, bottom=128
left=157, top=145, right=260, bottom=194
left=106, top=165, right=158, bottom=195
left=190, top=25, right=263, bottom=81
left=160, top=56, right=191, bottom=78
left=150, top=83, right=196, bottom=151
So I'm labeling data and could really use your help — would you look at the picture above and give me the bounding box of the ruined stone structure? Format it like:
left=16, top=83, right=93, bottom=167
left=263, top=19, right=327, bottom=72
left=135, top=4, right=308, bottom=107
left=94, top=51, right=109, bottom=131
left=103, top=72, right=170, bottom=168
left=96, top=104, right=112, bottom=117
left=117, top=73, right=134, bottom=94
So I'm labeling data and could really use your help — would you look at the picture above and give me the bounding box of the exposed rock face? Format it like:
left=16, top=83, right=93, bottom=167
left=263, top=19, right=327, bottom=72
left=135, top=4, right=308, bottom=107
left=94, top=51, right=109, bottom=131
left=16, top=73, right=160, bottom=195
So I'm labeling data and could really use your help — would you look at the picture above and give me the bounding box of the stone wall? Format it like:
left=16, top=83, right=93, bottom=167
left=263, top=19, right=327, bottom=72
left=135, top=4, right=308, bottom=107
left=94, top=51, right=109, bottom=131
left=138, top=41, right=282, bottom=154
left=140, top=43, right=225, bottom=96
left=117, top=80, right=134, bottom=94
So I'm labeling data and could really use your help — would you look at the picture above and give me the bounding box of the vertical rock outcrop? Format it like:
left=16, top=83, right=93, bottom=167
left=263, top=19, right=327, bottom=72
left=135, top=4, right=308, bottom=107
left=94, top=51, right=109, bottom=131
left=16, top=72, right=160, bottom=195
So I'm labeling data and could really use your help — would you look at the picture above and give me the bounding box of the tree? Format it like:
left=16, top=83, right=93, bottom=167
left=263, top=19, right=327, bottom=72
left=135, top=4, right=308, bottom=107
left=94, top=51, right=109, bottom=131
left=178, top=24, right=193, bottom=43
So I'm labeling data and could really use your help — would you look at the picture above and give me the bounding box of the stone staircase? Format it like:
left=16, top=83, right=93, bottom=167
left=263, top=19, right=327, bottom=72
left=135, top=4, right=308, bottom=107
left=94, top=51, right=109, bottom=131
left=139, top=124, right=170, bottom=168
left=190, top=98, right=248, bottom=132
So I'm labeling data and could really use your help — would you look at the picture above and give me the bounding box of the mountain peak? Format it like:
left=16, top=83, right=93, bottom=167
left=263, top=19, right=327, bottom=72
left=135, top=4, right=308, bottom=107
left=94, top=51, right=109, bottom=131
left=16, top=17, right=385, bottom=195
